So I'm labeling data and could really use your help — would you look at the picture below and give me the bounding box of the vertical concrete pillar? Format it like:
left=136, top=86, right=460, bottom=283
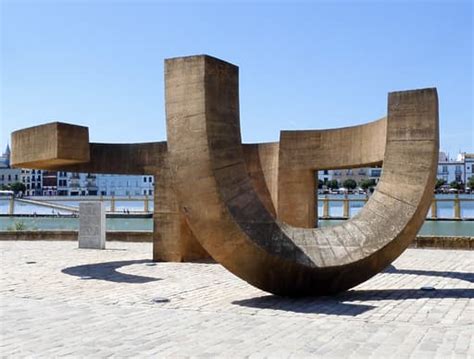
left=342, top=194, right=350, bottom=218
left=453, top=194, right=461, bottom=220
left=430, top=197, right=437, bottom=219
left=322, top=195, right=330, bottom=219
left=8, top=196, right=14, bottom=215
left=144, top=194, right=149, bottom=212
left=78, top=202, right=106, bottom=249
left=110, top=195, right=116, bottom=212
left=153, top=161, right=181, bottom=261
left=152, top=161, right=209, bottom=262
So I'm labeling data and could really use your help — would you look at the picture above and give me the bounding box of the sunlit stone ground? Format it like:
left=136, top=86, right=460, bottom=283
left=1, top=241, right=472, bottom=358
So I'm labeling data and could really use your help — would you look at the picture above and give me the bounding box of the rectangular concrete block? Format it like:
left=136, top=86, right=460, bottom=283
left=11, top=122, right=90, bottom=168
left=79, top=202, right=105, bottom=249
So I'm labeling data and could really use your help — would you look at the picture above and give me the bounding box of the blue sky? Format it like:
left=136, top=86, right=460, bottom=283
left=1, top=0, right=472, bottom=158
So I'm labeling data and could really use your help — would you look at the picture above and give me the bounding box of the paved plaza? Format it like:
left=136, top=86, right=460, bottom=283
left=0, top=241, right=473, bottom=358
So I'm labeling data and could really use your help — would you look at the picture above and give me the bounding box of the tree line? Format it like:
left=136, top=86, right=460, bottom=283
left=318, top=178, right=377, bottom=191
left=436, top=177, right=474, bottom=191
left=318, top=177, right=474, bottom=192
left=0, top=182, right=26, bottom=194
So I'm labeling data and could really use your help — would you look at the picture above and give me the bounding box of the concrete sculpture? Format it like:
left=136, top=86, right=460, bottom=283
left=11, top=55, right=439, bottom=296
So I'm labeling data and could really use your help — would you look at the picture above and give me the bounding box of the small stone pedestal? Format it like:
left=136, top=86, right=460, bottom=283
left=79, top=202, right=105, bottom=249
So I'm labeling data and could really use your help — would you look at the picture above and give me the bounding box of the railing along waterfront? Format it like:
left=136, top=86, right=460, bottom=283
left=319, top=194, right=474, bottom=220
left=1, top=195, right=153, bottom=215
left=429, top=194, right=472, bottom=220
left=2, top=194, right=474, bottom=220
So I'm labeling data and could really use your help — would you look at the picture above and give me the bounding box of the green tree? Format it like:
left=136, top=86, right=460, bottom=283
left=342, top=179, right=357, bottom=190
left=360, top=179, right=376, bottom=190
left=9, top=182, right=26, bottom=194
left=435, top=178, right=446, bottom=189
left=468, top=176, right=474, bottom=189
left=449, top=181, right=462, bottom=190
left=318, top=179, right=323, bottom=189
left=326, top=179, right=339, bottom=190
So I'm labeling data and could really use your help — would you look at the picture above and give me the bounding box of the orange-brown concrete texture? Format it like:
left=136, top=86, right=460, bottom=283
left=242, top=144, right=278, bottom=217
left=165, top=55, right=438, bottom=296
left=11, top=122, right=90, bottom=168
left=276, top=119, right=386, bottom=228
left=152, top=155, right=209, bottom=262
left=11, top=123, right=209, bottom=263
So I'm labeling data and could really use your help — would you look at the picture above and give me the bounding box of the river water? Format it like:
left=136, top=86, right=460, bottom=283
left=0, top=194, right=473, bottom=236
left=0, top=217, right=472, bottom=236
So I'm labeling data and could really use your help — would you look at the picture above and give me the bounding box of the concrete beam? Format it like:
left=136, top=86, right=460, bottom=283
left=11, top=122, right=90, bottom=168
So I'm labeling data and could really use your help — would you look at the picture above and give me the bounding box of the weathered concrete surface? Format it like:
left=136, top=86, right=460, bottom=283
left=277, top=119, right=386, bottom=227
left=242, top=143, right=279, bottom=217
left=1, top=241, right=472, bottom=358
left=414, top=235, right=474, bottom=250
left=78, top=202, right=106, bottom=249
left=11, top=54, right=439, bottom=296
left=151, top=153, right=209, bottom=262
left=165, top=55, right=439, bottom=295
left=11, top=122, right=90, bottom=168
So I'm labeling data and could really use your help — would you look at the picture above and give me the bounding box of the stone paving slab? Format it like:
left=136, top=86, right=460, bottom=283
left=0, top=241, right=473, bottom=358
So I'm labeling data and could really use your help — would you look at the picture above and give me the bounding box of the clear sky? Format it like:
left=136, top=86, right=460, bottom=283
left=1, top=0, right=473, bottom=158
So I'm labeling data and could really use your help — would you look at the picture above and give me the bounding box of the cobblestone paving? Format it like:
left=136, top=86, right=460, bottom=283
left=1, top=241, right=473, bottom=358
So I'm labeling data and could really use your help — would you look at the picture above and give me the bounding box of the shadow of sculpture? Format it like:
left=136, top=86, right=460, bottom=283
left=233, top=288, right=474, bottom=317
left=62, top=259, right=161, bottom=284
left=385, top=264, right=474, bottom=283
left=232, top=265, right=474, bottom=316
left=233, top=295, right=376, bottom=316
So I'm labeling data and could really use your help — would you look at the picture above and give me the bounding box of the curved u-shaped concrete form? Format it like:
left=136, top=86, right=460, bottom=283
left=11, top=54, right=439, bottom=296
left=166, top=56, right=438, bottom=296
